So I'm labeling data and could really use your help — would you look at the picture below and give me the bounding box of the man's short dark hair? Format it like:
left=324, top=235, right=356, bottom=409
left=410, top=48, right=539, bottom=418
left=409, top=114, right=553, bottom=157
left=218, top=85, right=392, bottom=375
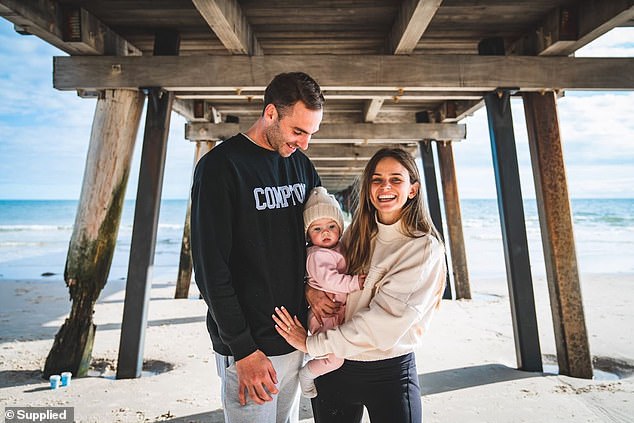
left=263, top=72, right=324, bottom=117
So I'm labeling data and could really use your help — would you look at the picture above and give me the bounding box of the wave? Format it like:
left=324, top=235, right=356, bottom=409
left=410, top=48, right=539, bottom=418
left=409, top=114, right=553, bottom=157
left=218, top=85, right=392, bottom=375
left=574, top=215, right=634, bottom=227
left=0, top=241, right=49, bottom=247
left=0, top=224, right=73, bottom=232
left=157, top=238, right=182, bottom=245
left=0, top=223, right=184, bottom=234
left=118, top=223, right=184, bottom=231
left=470, top=234, right=503, bottom=241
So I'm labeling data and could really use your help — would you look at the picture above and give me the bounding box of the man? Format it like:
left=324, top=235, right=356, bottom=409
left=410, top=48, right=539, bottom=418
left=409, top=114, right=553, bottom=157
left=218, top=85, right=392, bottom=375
left=191, top=72, right=324, bottom=423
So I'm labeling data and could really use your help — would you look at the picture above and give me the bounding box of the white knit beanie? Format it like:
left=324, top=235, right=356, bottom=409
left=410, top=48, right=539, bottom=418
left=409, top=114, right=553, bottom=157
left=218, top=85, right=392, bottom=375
left=303, top=187, right=345, bottom=235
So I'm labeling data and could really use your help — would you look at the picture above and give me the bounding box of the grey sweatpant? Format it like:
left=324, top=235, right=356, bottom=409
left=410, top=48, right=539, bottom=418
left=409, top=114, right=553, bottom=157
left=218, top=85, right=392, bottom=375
left=215, top=350, right=303, bottom=423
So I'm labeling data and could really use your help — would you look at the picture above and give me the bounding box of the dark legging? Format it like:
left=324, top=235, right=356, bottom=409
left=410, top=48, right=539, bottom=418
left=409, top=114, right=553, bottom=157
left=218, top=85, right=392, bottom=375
left=311, top=352, right=422, bottom=423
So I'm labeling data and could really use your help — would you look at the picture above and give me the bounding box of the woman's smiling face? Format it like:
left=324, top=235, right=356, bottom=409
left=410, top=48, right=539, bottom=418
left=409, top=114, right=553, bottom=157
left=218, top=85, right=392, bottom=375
left=369, top=157, right=419, bottom=225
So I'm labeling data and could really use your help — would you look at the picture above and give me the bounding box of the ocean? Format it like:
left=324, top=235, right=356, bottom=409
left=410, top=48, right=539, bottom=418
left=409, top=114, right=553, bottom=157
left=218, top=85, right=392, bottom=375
left=0, top=198, right=633, bottom=281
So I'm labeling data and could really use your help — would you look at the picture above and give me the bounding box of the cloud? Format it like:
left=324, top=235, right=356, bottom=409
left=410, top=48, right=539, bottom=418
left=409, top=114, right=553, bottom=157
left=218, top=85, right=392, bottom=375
left=558, top=92, right=634, bottom=164
left=576, top=28, right=634, bottom=57
left=451, top=90, right=634, bottom=198
left=1, top=20, right=633, bottom=199
left=566, top=164, right=634, bottom=198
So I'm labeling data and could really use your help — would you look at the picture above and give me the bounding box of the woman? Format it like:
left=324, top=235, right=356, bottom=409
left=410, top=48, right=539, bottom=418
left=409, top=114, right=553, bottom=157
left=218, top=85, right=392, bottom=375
left=274, top=147, right=447, bottom=422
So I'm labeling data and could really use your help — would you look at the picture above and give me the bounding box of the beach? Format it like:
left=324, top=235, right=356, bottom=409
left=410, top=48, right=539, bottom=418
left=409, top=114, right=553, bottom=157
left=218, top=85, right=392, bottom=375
left=1, top=199, right=634, bottom=422
left=1, top=270, right=633, bottom=422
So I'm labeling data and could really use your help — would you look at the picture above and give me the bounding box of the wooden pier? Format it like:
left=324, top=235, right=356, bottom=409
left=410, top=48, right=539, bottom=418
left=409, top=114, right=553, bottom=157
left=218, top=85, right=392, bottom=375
left=2, top=0, right=633, bottom=380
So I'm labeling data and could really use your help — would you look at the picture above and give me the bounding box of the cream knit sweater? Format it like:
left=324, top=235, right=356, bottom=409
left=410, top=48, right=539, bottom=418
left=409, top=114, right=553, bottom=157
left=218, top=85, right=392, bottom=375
left=306, top=219, right=446, bottom=361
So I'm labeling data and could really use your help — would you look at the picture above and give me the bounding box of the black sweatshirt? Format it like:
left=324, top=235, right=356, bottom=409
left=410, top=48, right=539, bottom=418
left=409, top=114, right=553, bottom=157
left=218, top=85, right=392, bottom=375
left=191, top=134, right=321, bottom=360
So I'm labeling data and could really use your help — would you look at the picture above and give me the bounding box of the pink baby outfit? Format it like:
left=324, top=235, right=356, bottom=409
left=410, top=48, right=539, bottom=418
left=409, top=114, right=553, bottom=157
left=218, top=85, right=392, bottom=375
left=306, top=241, right=361, bottom=376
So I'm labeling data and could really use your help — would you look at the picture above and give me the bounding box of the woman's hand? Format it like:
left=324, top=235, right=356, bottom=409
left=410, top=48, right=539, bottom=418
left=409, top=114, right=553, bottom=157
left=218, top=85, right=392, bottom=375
left=272, top=306, right=308, bottom=353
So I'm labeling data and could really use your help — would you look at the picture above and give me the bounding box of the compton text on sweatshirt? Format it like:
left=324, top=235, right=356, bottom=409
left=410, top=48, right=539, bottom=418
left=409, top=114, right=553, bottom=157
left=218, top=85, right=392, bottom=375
left=191, top=134, right=320, bottom=360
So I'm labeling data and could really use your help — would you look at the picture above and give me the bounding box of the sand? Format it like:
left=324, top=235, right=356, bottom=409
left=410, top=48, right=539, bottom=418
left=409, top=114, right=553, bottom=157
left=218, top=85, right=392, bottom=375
left=1, top=271, right=633, bottom=422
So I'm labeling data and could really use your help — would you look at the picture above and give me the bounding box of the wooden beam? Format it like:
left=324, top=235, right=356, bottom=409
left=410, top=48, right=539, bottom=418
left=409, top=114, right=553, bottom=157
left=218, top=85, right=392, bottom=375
left=363, top=98, right=384, bottom=122
left=522, top=91, right=592, bottom=379
left=417, top=139, right=452, bottom=300
left=320, top=177, right=359, bottom=193
left=0, top=0, right=140, bottom=55
left=432, top=100, right=483, bottom=123
left=320, top=174, right=358, bottom=179
left=484, top=90, right=542, bottom=373
left=312, top=159, right=370, bottom=168
left=389, top=0, right=443, bottom=54
left=53, top=55, right=634, bottom=91
left=192, top=0, right=262, bottom=55
left=437, top=142, right=471, bottom=300
left=305, top=143, right=418, bottom=160
left=185, top=122, right=466, bottom=142
left=43, top=89, right=145, bottom=378
left=177, top=90, right=486, bottom=101
left=573, top=0, right=634, bottom=54
left=175, top=141, right=216, bottom=300
left=320, top=175, right=360, bottom=182
left=316, top=166, right=366, bottom=175
left=512, top=1, right=634, bottom=56
left=117, top=30, right=179, bottom=380
left=172, top=99, right=213, bottom=122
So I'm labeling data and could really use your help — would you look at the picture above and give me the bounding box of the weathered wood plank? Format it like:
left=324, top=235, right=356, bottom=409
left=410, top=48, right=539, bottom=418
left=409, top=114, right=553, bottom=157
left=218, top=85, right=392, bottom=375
left=522, top=91, right=592, bottom=379
left=432, top=100, right=483, bottom=123
left=316, top=166, right=366, bottom=175
left=176, top=90, right=486, bottom=101
left=311, top=159, right=372, bottom=168
left=192, top=0, right=262, bottom=55
left=437, top=142, right=470, bottom=300
left=512, top=1, right=634, bottom=56
left=43, top=89, right=145, bottom=378
left=418, top=138, right=451, bottom=299
left=185, top=122, right=466, bottom=142
left=0, top=0, right=139, bottom=55
left=53, top=55, right=634, bottom=91
left=175, top=141, right=215, bottom=299
left=305, top=143, right=418, bottom=160
left=117, top=30, right=179, bottom=380
left=484, top=90, right=542, bottom=372
left=363, top=98, right=384, bottom=122
left=172, top=99, right=215, bottom=122
left=389, top=0, right=443, bottom=54
left=117, top=87, right=174, bottom=380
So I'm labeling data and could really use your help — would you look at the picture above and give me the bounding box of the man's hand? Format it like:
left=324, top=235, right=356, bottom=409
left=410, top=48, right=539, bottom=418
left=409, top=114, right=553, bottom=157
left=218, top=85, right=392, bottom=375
left=235, top=350, right=279, bottom=406
left=305, top=284, right=341, bottom=326
left=358, top=274, right=367, bottom=290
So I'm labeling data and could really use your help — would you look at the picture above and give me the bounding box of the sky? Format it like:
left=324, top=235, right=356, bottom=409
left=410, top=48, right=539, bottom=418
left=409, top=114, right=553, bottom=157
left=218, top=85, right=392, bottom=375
left=0, top=19, right=633, bottom=200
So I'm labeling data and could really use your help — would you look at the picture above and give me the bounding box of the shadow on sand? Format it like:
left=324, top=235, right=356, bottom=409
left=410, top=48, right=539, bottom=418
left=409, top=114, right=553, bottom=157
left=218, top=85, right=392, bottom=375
left=163, top=364, right=536, bottom=422
left=0, top=359, right=175, bottom=389
left=164, top=397, right=316, bottom=422
left=0, top=370, right=43, bottom=389
left=420, top=363, right=534, bottom=395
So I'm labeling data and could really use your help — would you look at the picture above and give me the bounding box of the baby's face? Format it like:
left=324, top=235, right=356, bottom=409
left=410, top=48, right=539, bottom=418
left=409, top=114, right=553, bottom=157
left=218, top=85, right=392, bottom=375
left=307, top=218, right=341, bottom=248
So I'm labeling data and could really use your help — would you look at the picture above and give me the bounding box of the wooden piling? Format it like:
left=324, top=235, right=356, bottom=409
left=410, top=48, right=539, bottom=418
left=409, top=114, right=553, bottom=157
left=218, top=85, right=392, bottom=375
left=418, top=139, right=453, bottom=299
left=116, top=30, right=180, bottom=379
left=436, top=142, right=471, bottom=300
left=522, top=91, right=593, bottom=379
left=175, top=141, right=215, bottom=299
left=43, top=89, right=145, bottom=377
left=484, top=89, right=543, bottom=372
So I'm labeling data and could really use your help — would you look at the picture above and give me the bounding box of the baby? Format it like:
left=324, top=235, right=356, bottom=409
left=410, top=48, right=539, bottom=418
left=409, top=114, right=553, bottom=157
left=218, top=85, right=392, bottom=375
left=299, top=186, right=366, bottom=398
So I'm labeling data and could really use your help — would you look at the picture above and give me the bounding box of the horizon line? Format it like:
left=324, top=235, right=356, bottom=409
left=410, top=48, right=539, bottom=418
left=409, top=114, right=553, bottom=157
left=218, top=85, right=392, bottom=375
left=1, top=197, right=633, bottom=202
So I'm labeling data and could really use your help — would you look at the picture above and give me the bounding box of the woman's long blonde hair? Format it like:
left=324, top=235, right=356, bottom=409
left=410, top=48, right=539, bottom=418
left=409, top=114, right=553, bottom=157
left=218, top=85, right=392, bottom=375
left=344, top=148, right=442, bottom=274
